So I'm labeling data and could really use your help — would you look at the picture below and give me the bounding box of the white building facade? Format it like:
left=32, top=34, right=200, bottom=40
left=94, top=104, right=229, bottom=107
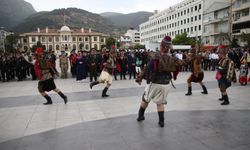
left=203, top=0, right=231, bottom=46
left=140, top=0, right=203, bottom=45
left=19, top=26, right=108, bottom=53
left=232, top=0, right=250, bottom=46
left=124, top=28, right=140, bottom=44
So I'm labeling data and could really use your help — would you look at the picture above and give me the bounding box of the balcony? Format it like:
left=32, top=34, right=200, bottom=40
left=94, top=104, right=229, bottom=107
left=203, top=30, right=228, bottom=36
left=233, top=2, right=250, bottom=12
left=203, top=17, right=229, bottom=25
left=233, top=14, right=250, bottom=23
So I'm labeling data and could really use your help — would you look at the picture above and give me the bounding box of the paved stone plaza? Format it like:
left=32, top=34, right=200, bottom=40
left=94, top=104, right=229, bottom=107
left=0, top=71, right=250, bottom=150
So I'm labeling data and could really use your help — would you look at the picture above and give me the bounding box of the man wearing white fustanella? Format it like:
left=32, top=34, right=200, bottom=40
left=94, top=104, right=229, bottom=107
left=135, top=36, right=181, bottom=127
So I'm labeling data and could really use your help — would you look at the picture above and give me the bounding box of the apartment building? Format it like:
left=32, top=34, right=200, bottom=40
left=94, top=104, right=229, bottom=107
left=140, top=0, right=203, bottom=45
left=203, top=0, right=231, bottom=46
left=232, top=0, right=250, bottom=46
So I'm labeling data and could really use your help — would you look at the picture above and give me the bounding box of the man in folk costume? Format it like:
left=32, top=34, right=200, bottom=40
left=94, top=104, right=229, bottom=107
left=59, top=50, right=69, bottom=78
left=185, top=48, right=208, bottom=96
left=90, top=48, right=116, bottom=98
left=135, top=36, right=180, bottom=127
left=34, top=48, right=68, bottom=105
left=216, top=46, right=235, bottom=105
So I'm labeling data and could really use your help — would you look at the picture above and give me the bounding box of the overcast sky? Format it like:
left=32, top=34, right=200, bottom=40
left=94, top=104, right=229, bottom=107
left=25, top=0, right=184, bottom=14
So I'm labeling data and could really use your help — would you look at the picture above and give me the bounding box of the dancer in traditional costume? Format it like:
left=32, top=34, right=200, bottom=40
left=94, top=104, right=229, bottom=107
left=135, top=36, right=180, bottom=127
left=216, top=47, right=235, bottom=105
left=34, top=48, right=68, bottom=105
left=90, top=49, right=116, bottom=98
left=185, top=49, right=208, bottom=96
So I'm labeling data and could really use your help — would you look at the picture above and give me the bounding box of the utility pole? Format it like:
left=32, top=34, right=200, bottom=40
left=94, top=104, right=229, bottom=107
left=228, top=0, right=233, bottom=42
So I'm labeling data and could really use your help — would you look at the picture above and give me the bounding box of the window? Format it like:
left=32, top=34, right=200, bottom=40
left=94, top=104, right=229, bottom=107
left=49, top=37, right=52, bottom=42
left=101, top=38, right=104, bottom=42
left=199, top=25, right=201, bottom=30
left=187, top=18, right=190, bottom=23
left=199, top=4, right=202, bottom=10
left=94, top=44, right=98, bottom=49
left=41, top=37, right=45, bottom=42
left=43, top=45, right=46, bottom=50
left=32, top=37, right=36, bottom=42
left=85, top=44, right=89, bottom=50
left=72, top=37, right=76, bottom=41
left=187, top=8, right=189, bottom=13
left=242, top=8, right=249, bottom=16
left=191, top=7, right=193, bottom=12
left=79, top=37, right=82, bottom=41
left=195, top=16, right=197, bottom=21
left=55, top=37, right=59, bottom=42
left=49, top=45, right=53, bottom=50
left=199, top=14, right=201, bottom=20
left=73, top=44, right=76, bottom=49
left=85, top=37, right=89, bottom=42
left=195, top=6, right=197, bottom=11
left=23, top=38, right=27, bottom=43
left=195, top=26, right=197, bottom=31
left=79, top=44, right=83, bottom=49
left=191, top=27, right=193, bottom=32
left=56, top=45, right=60, bottom=50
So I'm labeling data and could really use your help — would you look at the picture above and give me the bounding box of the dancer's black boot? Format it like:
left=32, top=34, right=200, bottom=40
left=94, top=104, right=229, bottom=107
left=58, top=92, right=68, bottom=104
left=158, top=111, right=165, bottom=127
left=43, top=95, right=52, bottom=105
left=218, top=94, right=224, bottom=101
left=90, top=81, right=99, bottom=89
left=185, top=86, right=192, bottom=96
left=102, top=87, right=109, bottom=98
left=137, top=107, right=145, bottom=122
left=201, top=85, right=208, bottom=94
left=221, top=95, right=230, bottom=105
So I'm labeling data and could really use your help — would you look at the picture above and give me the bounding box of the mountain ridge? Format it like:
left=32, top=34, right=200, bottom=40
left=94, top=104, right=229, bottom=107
left=0, top=0, right=36, bottom=29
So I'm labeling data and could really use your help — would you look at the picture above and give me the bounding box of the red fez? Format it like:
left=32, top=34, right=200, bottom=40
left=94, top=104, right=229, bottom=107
left=161, top=36, right=172, bottom=45
left=36, top=47, right=42, bottom=55
left=219, top=45, right=226, bottom=49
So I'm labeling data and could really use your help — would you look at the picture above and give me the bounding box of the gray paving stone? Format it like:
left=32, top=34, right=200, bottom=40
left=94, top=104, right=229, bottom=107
left=0, top=81, right=220, bottom=108
left=1, top=110, right=249, bottom=150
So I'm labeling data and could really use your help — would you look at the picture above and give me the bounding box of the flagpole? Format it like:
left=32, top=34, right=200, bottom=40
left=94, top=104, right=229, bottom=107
left=63, top=9, right=66, bottom=25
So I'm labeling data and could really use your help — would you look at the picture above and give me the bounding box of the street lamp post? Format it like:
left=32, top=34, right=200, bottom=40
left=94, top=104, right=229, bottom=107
left=229, top=0, right=233, bottom=42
